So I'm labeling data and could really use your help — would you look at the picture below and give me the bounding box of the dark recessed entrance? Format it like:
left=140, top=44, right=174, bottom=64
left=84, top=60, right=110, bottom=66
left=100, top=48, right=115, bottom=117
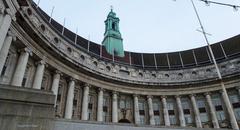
left=118, top=119, right=131, bottom=123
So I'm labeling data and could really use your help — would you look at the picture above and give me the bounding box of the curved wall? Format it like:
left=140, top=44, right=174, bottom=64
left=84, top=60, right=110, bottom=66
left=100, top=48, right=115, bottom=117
left=0, top=0, right=240, bottom=130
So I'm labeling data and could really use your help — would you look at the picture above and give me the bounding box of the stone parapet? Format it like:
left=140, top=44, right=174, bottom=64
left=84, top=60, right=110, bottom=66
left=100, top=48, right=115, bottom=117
left=0, top=84, right=55, bottom=130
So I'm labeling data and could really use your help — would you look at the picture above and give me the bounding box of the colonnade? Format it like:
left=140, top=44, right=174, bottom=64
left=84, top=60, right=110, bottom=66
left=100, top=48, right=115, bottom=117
left=0, top=5, right=239, bottom=130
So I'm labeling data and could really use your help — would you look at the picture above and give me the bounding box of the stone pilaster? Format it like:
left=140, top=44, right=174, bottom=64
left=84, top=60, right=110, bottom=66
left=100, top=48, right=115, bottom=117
left=204, top=92, right=219, bottom=128
left=220, top=88, right=239, bottom=130
left=112, top=91, right=118, bottom=123
left=51, top=70, right=61, bottom=107
left=190, top=94, right=202, bottom=128
left=133, top=94, right=140, bottom=124
left=161, top=96, right=170, bottom=126
left=81, top=83, right=90, bottom=120
left=32, top=60, right=46, bottom=89
left=175, top=95, right=186, bottom=127
left=11, top=48, right=32, bottom=86
left=97, top=88, right=104, bottom=121
left=64, top=78, right=75, bottom=119
left=0, top=31, right=15, bottom=74
left=147, top=95, right=155, bottom=125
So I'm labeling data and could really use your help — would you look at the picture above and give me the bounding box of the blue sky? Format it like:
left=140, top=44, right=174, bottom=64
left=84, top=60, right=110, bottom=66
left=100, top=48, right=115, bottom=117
left=36, top=0, right=240, bottom=53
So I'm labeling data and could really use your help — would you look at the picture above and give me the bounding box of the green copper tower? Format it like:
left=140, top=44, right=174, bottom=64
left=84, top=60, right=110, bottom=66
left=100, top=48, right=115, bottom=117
left=102, top=8, right=124, bottom=57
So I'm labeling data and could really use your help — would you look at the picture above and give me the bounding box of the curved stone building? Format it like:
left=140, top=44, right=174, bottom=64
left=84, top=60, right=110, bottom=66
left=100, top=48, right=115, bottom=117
left=0, top=0, right=240, bottom=130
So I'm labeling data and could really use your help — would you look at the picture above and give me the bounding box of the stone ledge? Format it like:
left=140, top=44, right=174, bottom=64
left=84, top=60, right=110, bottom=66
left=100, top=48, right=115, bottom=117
left=54, top=119, right=231, bottom=130
left=0, top=84, right=55, bottom=105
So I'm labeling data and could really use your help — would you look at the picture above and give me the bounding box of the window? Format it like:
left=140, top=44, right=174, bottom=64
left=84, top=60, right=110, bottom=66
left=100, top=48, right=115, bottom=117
left=103, top=111, right=108, bottom=122
left=200, top=113, right=209, bottom=122
left=120, top=100, right=125, bottom=109
left=229, top=94, right=240, bottom=104
left=140, top=115, right=145, bottom=125
left=119, top=97, right=131, bottom=109
left=212, top=97, right=222, bottom=106
left=153, top=102, right=159, bottom=111
left=234, top=108, right=240, bottom=120
left=197, top=100, right=206, bottom=108
left=169, top=115, right=177, bottom=125
left=22, top=65, right=30, bottom=87
left=154, top=116, right=160, bottom=125
left=216, top=111, right=225, bottom=121
left=139, top=102, right=144, bottom=110
left=184, top=114, right=192, bottom=124
left=0, top=54, right=10, bottom=76
left=182, top=101, right=190, bottom=109
left=87, top=109, right=92, bottom=120
left=167, top=102, right=174, bottom=110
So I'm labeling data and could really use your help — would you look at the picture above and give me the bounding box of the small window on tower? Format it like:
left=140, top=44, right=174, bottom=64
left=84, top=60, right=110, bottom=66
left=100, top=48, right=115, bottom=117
left=112, top=23, right=116, bottom=30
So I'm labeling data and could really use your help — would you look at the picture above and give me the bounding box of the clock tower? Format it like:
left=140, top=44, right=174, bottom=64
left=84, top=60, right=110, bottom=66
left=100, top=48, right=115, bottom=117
left=102, top=8, right=124, bottom=57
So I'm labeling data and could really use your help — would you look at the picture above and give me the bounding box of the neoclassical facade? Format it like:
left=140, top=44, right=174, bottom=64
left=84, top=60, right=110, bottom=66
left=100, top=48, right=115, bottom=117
left=0, top=0, right=240, bottom=130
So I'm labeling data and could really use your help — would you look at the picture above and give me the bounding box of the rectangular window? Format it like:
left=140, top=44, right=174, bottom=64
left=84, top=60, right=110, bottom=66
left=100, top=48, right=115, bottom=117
left=200, top=113, right=209, bottom=122
left=212, top=97, right=222, bottom=106
left=167, top=102, right=174, bottom=110
left=184, top=114, right=192, bottom=124
left=229, top=95, right=239, bottom=103
left=234, top=108, right=240, bottom=120
left=169, top=115, right=176, bottom=125
left=153, top=102, right=160, bottom=111
left=140, top=115, right=145, bottom=125
left=0, top=54, right=10, bottom=76
left=154, top=116, right=160, bottom=125
left=216, top=111, right=226, bottom=121
left=197, top=100, right=205, bottom=108
left=139, top=102, right=144, bottom=110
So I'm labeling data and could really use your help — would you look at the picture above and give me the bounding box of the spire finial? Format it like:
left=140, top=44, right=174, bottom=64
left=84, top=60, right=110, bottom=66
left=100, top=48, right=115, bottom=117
left=110, top=5, right=113, bottom=12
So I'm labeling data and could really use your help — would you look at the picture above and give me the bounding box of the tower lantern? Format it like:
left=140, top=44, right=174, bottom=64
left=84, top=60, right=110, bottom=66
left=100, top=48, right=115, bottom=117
left=102, top=8, right=124, bottom=57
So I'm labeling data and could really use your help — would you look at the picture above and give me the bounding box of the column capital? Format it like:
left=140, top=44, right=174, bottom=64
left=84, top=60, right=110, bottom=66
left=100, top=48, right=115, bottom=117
left=69, top=77, right=76, bottom=82
left=133, top=94, right=139, bottom=98
left=204, top=92, right=211, bottom=96
left=54, top=70, right=63, bottom=75
left=175, top=95, right=181, bottom=98
left=161, top=95, right=167, bottom=99
left=7, top=31, right=17, bottom=41
left=35, top=60, right=46, bottom=66
left=98, top=87, right=105, bottom=92
left=112, top=91, right=119, bottom=96
left=19, top=48, right=32, bottom=56
left=147, top=95, right=153, bottom=99
left=189, top=94, right=196, bottom=98
left=84, top=83, right=91, bottom=88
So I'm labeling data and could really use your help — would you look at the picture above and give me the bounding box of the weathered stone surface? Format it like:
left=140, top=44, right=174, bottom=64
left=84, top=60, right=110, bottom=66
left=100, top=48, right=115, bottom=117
left=0, top=85, right=55, bottom=130
left=54, top=119, right=230, bottom=130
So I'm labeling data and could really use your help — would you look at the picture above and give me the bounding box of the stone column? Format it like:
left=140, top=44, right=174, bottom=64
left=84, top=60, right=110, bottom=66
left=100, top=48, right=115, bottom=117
left=112, top=91, right=118, bottom=123
left=162, top=96, right=170, bottom=126
left=176, top=96, right=186, bottom=127
left=190, top=94, right=202, bottom=128
left=51, top=70, right=61, bottom=107
left=0, top=14, right=11, bottom=50
left=204, top=93, right=219, bottom=128
left=11, top=48, right=31, bottom=86
left=220, top=89, right=239, bottom=130
left=97, top=88, right=104, bottom=121
left=147, top=95, right=155, bottom=125
left=32, top=60, right=45, bottom=89
left=133, top=94, right=140, bottom=124
left=0, top=32, right=15, bottom=74
left=64, top=78, right=75, bottom=119
left=81, top=84, right=90, bottom=120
